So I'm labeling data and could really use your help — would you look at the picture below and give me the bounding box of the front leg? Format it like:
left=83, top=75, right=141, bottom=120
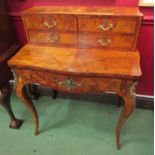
left=116, top=82, right=136, bottom=149
left=0, top=83, right=23, bottom=129
left=15, top=77, right=39, bottom=135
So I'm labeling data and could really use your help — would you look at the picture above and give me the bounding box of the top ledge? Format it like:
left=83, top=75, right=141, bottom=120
left=22, top=6, right=143, bottom=16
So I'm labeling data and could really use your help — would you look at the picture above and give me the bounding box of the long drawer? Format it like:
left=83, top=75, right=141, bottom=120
left=78, top=16, right=137, bottom=34
left=17, top=69, right=123, bottom=93
left=28, top=31, right=77, bottom=46
left=23, top=14, right=77, bottom=31
left=79, top=33, right=135, bottom=50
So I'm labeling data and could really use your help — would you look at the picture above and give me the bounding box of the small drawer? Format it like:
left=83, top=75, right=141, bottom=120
left=28, top=31, right=77, bottom=46
left=79, top=33, right=135, bottom=50
left=23, top=14, right=76, bottom=31
left=79, top=16, right=137, bottom=34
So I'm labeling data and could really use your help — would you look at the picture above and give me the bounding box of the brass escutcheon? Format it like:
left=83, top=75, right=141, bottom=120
left=53, top=77, right=82, bottom=90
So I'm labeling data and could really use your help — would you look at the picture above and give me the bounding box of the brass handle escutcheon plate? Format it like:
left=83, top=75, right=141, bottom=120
left=98, top=38, right=111, bottom=46
left=53, top=77, right=82, bottom=90
left=98, top=21, right=113, bottom=31
left=43, top=19, right=57, bottom=29
left=48, top=33, right=59, bottom=43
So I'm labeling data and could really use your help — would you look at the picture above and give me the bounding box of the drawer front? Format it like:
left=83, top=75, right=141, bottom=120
left=17, top=69, right=122, bottom=94
left=79, top=16, right=137, bottom=34
left=28, top=31, right=77, bottom=46
left=79, top=33, right=135, bottom=50
left=24, top=14, right=76, bottom=31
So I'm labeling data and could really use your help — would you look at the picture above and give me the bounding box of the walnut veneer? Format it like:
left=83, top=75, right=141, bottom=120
left=22, top=6, right=142, bottom=51
left=8, top=6, right=142, bottom=149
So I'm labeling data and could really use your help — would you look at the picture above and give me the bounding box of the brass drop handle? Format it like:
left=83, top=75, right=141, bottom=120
left=43, top=20, right=57, bottom=29
left=48, top=34, right=59, bottom=43
left=98, top=23, right=113, bottom=31
left=98, top=38, right=111, bottom=46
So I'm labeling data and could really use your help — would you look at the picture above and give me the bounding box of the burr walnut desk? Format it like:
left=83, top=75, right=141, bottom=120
left=8, top=6, right=142, bottom=149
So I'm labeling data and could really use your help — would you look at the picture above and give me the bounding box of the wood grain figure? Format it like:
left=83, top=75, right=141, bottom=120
left=8, top=6, right=143, bottom=149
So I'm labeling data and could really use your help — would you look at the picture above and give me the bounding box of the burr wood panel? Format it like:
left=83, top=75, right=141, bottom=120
left=28, top=31, right=77, bottom=46
left=78, top=33, right=135, bottom=50
left=78, top=16, right=137, bottom=34
left=23, top=14, right=77, bottom=31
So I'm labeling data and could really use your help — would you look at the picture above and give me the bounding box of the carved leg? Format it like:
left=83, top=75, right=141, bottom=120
left=0, top=83, right=23, bottom=129
left=16, top=78, right=39, bottom=135
left=116, top=83, right=136, bottom=149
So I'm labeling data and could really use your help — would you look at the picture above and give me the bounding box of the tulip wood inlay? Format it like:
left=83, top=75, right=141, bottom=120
left=8, top=6, right=142, bottom=149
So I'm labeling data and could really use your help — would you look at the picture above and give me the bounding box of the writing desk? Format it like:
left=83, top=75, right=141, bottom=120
left=8, top=6, right=142, bottom=149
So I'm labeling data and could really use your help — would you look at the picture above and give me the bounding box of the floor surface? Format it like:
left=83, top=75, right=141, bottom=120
left=0, top=94, right=153, bottom=155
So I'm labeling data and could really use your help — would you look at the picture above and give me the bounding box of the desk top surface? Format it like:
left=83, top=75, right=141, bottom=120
left=8, top=45, right=141, bottom=79
left=22, top=6, right=142, bottom=16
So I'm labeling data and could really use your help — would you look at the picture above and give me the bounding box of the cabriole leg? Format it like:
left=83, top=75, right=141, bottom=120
left=16, top=78, right=39, bottom=135
left=116, top=82, right=136, bottom=149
